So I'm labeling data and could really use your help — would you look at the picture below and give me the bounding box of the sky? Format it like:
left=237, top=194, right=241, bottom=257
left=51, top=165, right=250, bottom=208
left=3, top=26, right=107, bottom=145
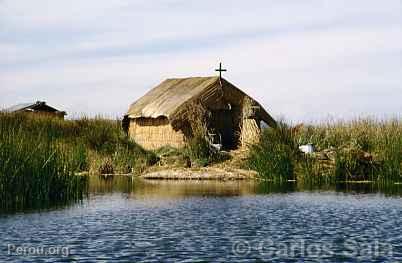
left=1, top=0, right=401, bottom=122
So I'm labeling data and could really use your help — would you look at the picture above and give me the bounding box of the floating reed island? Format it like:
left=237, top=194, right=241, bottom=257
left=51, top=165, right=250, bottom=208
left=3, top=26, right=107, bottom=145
left=0, top=111, right=401, bottom=211
left=121, top=75, right=401, bottom=183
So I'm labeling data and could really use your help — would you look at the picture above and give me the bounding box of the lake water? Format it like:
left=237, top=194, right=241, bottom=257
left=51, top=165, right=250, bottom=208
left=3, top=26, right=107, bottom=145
left=1, top=176, right=402, bottom=262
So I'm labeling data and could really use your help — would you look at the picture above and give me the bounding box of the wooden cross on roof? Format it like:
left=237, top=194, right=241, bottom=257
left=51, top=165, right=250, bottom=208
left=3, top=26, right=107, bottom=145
left=215, top=62, right=227, bottom=79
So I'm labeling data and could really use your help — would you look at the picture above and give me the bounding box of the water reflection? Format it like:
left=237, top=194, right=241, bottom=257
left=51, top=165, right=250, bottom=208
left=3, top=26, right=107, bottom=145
left=89, top=175, right=402, bottom=198
left=90, top=175, right=259, bottom=198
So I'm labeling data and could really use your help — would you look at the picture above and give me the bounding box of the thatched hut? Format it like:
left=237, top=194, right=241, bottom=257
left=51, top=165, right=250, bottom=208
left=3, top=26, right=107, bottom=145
left=5, top=101, right=66, bottom=119
left=123, top=77, right=276, bottom=150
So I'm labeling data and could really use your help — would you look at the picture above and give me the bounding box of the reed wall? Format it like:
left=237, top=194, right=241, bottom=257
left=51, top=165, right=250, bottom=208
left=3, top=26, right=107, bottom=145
left=241, top=118, right=261, bottom=147
left=129, top=117, right=186, bottom=150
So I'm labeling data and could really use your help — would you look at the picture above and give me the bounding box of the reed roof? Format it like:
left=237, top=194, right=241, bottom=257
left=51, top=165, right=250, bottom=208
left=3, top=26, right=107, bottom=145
left=126, top=77, right=275, bottom=126
left=5, top=101, right=66, bottom=115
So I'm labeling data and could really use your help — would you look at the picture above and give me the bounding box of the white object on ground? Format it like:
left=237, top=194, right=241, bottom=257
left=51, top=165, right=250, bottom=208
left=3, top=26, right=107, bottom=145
left=299, top=144, right=315, bottom=154
left=210, top=143, right=222, bottom=152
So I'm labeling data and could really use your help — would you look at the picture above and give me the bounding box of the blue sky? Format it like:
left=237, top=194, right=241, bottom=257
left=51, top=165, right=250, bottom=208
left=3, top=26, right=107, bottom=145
left=1, top=0, right=401, bottom=121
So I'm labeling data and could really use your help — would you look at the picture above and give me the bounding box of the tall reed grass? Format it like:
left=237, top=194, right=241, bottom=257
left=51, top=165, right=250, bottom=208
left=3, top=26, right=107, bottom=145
left=248, top=118, right=402, bottom=183
left=0, top=116, right=87, bottom=211
left=247, top=122, right=297, bottom=182
left=0, top=113, right=155, bottom=211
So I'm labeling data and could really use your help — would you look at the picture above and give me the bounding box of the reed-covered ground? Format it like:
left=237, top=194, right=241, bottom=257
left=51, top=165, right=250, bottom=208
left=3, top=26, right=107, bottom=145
left=0, top=113, right=156, bottom=211
left=248, top=119, right=402, bottom=184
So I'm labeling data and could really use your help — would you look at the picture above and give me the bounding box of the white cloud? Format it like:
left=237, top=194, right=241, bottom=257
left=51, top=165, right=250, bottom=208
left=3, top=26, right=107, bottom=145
left=1, top=0, right=401, bottom=121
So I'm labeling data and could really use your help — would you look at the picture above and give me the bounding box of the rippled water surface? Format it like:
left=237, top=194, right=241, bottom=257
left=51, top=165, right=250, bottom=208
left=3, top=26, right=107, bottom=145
left=1, top=177, right=402, bottom=262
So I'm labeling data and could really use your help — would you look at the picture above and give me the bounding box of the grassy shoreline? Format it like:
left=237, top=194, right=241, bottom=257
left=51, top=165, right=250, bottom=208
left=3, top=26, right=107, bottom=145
left=0, top=113, right=156, bottom=211
left=248, top=119, right=402, bottom=184
left=1, top=113, right=401, bottom=210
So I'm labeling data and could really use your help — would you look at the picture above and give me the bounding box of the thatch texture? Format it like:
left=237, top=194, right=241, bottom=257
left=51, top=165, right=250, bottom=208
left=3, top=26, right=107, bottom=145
left=240, top=96, right=261, bottom=147
left=125, top=76, right=276, bottom=150
left=126, top=77, right=275, bottom=127
left=128, top=117, right=185, bottom=150
left=241, top=119, right=261, bottom=147
left=127, top=77, right=219, bottom=119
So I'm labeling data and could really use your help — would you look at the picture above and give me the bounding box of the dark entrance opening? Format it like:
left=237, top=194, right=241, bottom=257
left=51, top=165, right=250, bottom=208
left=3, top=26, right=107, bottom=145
left=209, top=109, right=239, bottom=150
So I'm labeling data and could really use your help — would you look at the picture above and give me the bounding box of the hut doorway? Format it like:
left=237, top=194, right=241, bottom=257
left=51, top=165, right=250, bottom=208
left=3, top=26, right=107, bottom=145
left=209, top=109, right=237, bottom=149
